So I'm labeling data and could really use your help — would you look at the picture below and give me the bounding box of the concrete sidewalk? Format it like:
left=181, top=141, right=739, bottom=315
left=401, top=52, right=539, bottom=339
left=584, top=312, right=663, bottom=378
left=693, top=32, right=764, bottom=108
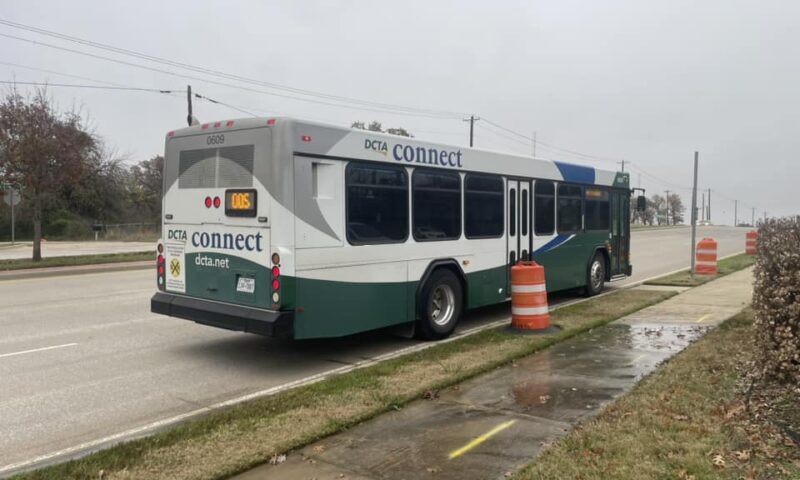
left=234, top=268, right=754, bottom=480
left=0, top=241, right=152, bottom=260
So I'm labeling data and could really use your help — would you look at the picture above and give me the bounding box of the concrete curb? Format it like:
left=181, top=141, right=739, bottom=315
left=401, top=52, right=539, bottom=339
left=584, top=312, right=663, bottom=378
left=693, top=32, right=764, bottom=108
left=0, top=260, right=151, bottom=281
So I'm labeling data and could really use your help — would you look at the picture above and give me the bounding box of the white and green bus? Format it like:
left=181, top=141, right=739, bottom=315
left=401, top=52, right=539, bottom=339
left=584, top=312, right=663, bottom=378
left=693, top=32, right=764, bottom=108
left=151, top=117, right=633, bottom=340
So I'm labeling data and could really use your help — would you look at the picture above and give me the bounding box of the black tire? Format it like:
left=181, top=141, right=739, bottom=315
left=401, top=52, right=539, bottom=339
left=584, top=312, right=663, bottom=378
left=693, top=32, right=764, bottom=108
left=585, top=252, right=606, bottom=297
left=417, top=269, right=463, bottom=340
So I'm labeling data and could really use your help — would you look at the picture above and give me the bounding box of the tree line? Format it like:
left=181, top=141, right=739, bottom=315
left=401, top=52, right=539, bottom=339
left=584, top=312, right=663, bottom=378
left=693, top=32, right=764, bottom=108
left=0, top=87, right=162, bottom=259
left=631, top=193, right=686, bottom=225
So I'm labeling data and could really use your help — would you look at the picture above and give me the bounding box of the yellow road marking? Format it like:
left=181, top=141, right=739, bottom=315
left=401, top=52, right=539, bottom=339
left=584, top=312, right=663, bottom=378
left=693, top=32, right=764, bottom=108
left=695, top=313, right=712, bottom=324
left=448, top=420, right=516, bottom=460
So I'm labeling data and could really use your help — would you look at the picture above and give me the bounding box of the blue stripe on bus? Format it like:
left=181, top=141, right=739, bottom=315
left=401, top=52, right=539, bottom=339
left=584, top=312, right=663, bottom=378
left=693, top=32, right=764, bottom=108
left=533, top=234, right=575, bottom=254
left=554, top=161, right=595, bottom=184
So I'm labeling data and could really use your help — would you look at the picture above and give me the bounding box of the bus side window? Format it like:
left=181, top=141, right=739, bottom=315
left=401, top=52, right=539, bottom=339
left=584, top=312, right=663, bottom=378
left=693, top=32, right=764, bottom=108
left=557, top=184, right=583, bottom=233
left=412, top=169, right=461, bottom=241
left=346, top=163, right=408, bottom=245
left=585, top=188, right=610, bottom=231
left=464, top=174, right=504, bottom=238
left=534, top=181, right=555, bottom=235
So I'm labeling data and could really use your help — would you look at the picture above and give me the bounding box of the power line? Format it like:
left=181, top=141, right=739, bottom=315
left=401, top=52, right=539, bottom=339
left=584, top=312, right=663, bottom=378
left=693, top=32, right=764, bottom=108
left=193, top=92, right=256, bottom=117
left=0, top=80, right=179, bottom=93
left=0, top=31, right=468, bottom=120
left=0, top=60, right=130, bottom=88
left=0, top=18, right=467, bottom=119
left=481, top=118, right=620, bottom=163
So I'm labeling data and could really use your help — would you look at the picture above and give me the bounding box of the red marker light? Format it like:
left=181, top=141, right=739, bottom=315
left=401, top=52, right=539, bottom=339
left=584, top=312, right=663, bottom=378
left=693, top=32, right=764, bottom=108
left=213, top=121, right=221, bottom=128
left=267, top=118, right=276, bottom=126
left=272, top=279, right=280, bottom=290
left=272, top=266, right=280, bottom=278
left=201, top=124, right=209, bottom=130
left=167, top=131, right=175, bottom=137
left=301, top=135, right=312, bottom=142
left=213, top=197, right=221, bottom=208
left=226, top=120, right=235, bottom=127
left=204, top=197, right=212, bottom=208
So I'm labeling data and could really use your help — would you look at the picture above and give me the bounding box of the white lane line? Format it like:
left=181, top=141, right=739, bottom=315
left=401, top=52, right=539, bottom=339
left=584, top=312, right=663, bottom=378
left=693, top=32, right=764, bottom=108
left=0, top=249, right=748, bottom=475
left=0, top=343, right=78, bottom=359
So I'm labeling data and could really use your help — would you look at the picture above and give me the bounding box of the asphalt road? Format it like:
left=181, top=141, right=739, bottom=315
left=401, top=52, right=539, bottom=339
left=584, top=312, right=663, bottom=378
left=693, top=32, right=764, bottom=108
left=0, top=226, right=750, bottom=474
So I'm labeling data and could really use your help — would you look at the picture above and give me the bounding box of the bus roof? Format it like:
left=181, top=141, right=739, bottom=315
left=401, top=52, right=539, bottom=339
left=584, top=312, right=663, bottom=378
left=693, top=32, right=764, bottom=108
left=166, top=116, right=629, bottom=189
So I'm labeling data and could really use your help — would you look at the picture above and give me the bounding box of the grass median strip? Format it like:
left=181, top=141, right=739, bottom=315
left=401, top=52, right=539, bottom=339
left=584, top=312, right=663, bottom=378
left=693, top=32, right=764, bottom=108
left=0, top=251, right=151, bottom=271
left=513, top=309, right=800, bottom=480
left=15, top=288, right=676, bottom=480
left=644, top=252, right=754, bottom=287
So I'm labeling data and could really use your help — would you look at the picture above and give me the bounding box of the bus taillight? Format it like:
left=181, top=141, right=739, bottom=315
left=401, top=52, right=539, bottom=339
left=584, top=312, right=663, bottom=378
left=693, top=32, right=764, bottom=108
left=156, top=247, right=166, bottom=290
left=204, top=197, right=212, bottom=208
left=271, top=261, right=280, bottom=305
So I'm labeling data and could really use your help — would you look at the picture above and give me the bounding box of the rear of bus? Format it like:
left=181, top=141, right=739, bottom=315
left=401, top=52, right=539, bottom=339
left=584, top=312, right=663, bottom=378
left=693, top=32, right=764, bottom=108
left=150, top=118, right=294, bottom=336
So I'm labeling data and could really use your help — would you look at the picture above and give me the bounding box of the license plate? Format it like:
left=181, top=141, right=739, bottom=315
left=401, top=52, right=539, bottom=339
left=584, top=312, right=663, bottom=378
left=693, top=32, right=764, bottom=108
left=236, top=277, right=255, bottom=293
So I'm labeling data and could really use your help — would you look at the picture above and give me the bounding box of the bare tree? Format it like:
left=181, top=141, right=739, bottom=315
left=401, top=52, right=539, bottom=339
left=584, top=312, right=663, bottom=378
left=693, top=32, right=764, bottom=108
left=667, top=193, right=685, bottom=225
left=351, top=120, right=413, bottom=137
left=0, top=87, right=97, bottom=260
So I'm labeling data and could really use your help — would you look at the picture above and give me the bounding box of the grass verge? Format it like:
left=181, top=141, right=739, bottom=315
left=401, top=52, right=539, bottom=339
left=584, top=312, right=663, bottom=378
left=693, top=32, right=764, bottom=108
left=644, top=252, right=754, bottom=287
left=514, top=309, right=800, bottom=480
left=15, top=289, right=676, bottom=480
left=0, top=251, right=151, bottom=271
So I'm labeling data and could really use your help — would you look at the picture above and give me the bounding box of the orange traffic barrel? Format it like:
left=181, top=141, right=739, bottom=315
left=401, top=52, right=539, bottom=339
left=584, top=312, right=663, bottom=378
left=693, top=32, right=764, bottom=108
left=695, top=238, right=718, bottom=275
left=511, top=261, right=551, bottom=330
left=746, top=230, right=758, bottom=255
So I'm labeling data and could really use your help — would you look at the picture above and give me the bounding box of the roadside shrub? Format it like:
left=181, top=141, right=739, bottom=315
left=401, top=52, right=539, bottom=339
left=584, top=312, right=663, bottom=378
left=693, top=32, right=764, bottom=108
left=751, top=216, right=800, bottom=384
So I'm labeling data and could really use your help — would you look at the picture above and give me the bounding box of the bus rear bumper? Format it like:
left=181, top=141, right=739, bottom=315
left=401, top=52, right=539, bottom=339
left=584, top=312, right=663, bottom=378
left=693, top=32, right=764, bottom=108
left=151, top=292, right=294, bottom=337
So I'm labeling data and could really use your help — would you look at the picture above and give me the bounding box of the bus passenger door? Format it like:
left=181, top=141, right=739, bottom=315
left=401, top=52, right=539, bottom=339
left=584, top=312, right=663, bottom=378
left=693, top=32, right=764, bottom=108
left=609, top=191, right=630, bottom=276
left=506, top=179, right=530, bottom=294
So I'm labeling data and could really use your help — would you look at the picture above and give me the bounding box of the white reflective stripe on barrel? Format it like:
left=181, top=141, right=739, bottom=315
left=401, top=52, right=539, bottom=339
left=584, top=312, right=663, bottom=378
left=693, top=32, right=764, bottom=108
left=696, top=260, right=717, bottom=266
left=512, top=306, right=549, bottom=316
left=511, top=284, right=547, bottom=293
left=696, top=249, right=717, bottom=255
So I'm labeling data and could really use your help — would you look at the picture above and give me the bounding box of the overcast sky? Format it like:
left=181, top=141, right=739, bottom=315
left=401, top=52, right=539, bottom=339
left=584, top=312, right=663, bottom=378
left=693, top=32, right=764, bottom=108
left=3, top=0, right=798, bottom=223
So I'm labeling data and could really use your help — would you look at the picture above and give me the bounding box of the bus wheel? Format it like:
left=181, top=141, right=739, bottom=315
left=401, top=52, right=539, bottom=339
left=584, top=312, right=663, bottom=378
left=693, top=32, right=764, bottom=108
left=585, top=253, right=606, bottom=297
left=417, top=269, right=463, bottom=340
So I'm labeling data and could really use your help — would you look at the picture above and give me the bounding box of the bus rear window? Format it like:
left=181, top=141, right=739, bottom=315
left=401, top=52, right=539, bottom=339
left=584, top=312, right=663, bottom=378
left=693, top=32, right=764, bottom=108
left=178, top=145, right=254, bottom=189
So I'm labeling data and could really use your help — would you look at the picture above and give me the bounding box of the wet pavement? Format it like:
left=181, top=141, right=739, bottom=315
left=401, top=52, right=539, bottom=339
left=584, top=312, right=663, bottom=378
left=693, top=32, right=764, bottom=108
left=233, top=268, right=754, bottom=480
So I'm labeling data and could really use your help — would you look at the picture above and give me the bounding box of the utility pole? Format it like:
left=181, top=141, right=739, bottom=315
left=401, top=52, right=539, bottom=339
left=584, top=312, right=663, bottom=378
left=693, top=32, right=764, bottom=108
left=751, top=207, right=755, bottom=227
left=734, top=200, right=738, bottom=227
left=707, top=188, right=711, bottom=223
left=618, top=160, right=626, bottom=172
left=10, top=189, right=15, bottom=245
left=531, top=131, right=537, bottom=157
left=463, top=115, right=479, bottom=147
left=664, top=190, right=671, bottom=225
left=186, top=84, right=193, bottom=127
left=701, top=192, right=705, bottom=222
left=690, top=151, right=699, bottom=277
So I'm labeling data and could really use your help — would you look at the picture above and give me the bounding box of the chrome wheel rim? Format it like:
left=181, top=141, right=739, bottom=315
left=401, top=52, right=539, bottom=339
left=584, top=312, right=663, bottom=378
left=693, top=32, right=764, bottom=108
left=430, top=284, right=455, bottom=326
left=590, top=260, right=604, bottom=291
